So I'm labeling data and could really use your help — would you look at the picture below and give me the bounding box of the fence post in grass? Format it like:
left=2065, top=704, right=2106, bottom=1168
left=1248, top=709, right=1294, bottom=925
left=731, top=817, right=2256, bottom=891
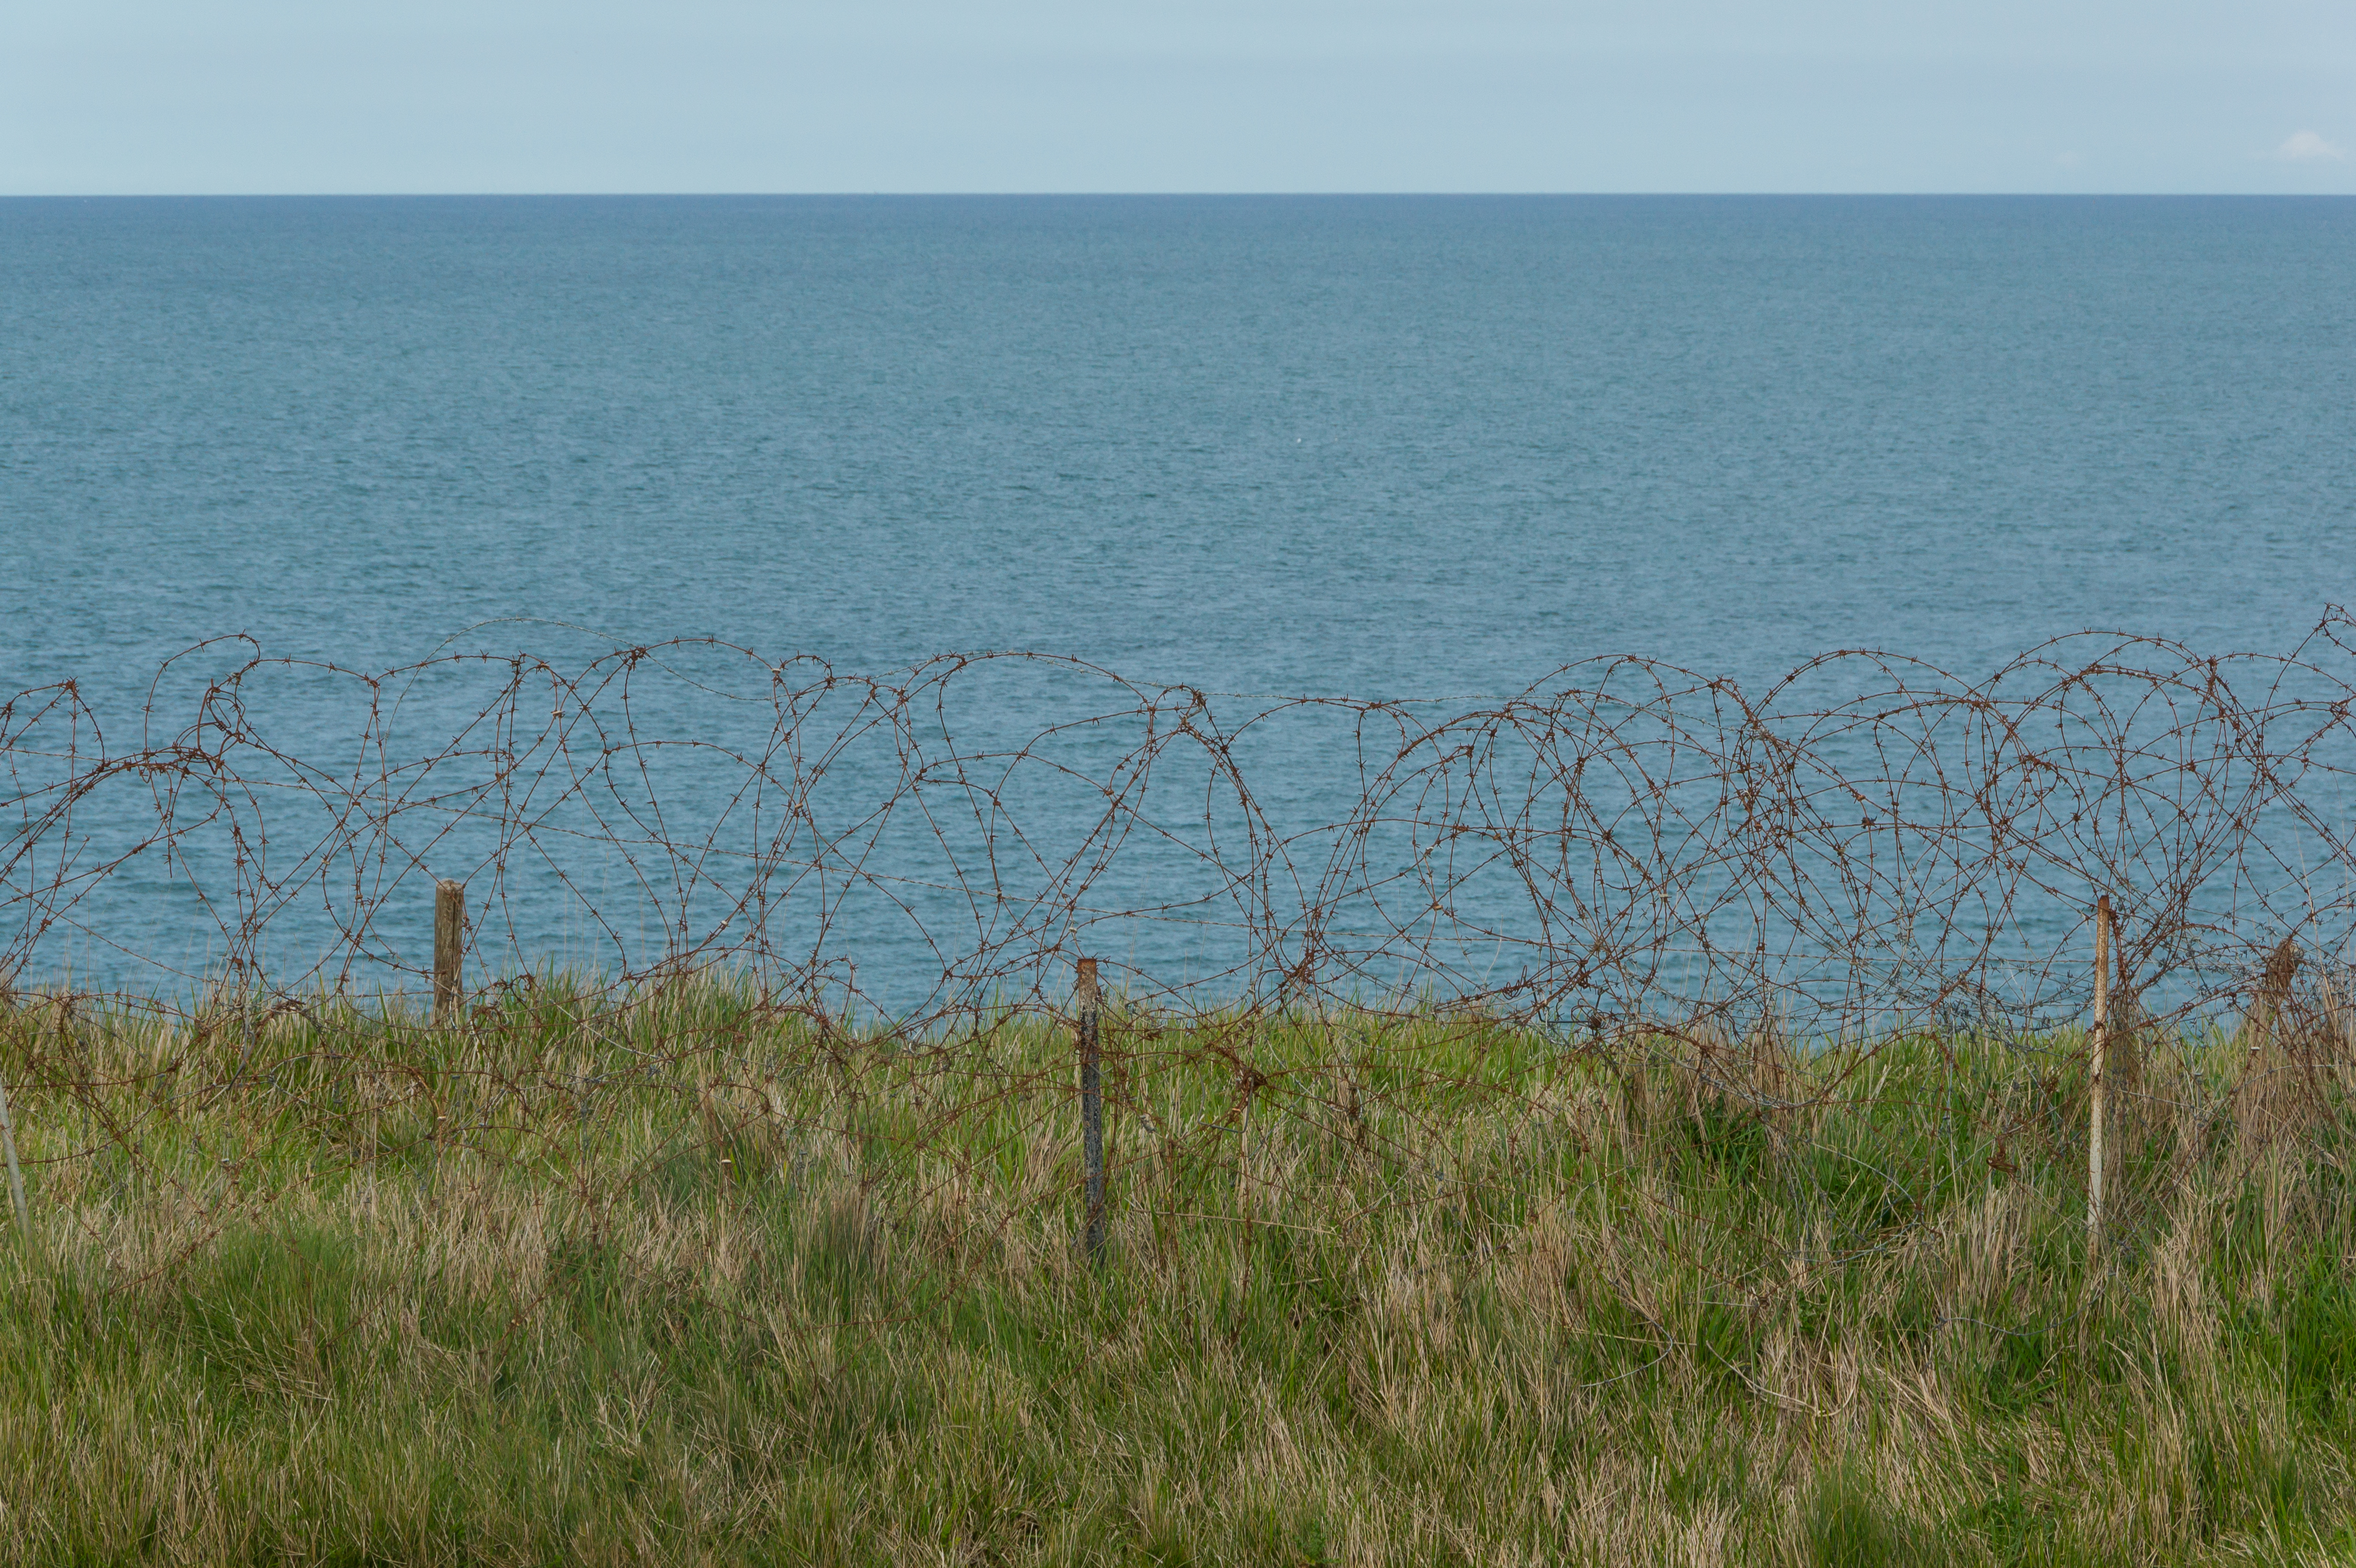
left=1077, top=957, right=1105, bottom=1268
left=0, top=1067, right=26, bottom=1238
left=433, top=879, right=466, bottom=1028
left=2088, top=893, right=2112, bottom=1256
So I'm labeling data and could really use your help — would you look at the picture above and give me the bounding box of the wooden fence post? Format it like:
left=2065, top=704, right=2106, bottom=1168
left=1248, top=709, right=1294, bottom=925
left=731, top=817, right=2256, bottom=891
left=0, top=1067, right=27, bottom=1237
left=1078, top=957, right=1105, bottom=1268
left=434, top=879, right=466, bottom=1027
left=2089, top=893, right=2112, bottom=1255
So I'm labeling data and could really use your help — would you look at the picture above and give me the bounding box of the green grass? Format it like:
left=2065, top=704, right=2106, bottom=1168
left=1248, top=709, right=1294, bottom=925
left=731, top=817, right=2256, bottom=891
left=0, top=980, right=2350, bottom=1564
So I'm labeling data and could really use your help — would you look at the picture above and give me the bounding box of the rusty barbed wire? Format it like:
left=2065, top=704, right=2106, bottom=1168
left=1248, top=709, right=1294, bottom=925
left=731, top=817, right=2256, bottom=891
left=2, top=613, right=2354, bottom=1326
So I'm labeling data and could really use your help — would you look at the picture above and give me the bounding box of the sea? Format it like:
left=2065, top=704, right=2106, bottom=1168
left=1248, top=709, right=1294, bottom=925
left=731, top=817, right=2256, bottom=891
left=4, top=196, right=2354, bottom=1017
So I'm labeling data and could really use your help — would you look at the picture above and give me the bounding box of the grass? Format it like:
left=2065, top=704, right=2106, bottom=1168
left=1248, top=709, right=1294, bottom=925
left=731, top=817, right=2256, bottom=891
left=0, top=979, right=2351, bottom=1564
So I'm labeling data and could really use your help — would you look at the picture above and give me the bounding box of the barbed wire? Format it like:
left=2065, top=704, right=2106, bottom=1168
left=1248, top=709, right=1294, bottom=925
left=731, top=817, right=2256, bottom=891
left=11, top=619, right=2353, bottom=1025
left=2, top=614, right=2354, bottom=1334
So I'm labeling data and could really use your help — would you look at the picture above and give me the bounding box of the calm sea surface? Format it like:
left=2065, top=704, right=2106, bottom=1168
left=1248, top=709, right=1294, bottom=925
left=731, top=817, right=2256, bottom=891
left=4, top=196, right=2354, bottom=1001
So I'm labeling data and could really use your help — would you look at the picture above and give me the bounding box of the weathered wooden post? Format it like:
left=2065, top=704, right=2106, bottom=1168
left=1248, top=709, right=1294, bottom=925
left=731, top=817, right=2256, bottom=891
left=2236, top=935, right=2305, bottom=1155
left=433, top=879, right=466, bottom=1027
left=1077, top=957, right=1105, bottom=1268
left=2088, top=893, right=2112, bottom=1254
left=2249, top=936, right=2300, bottom=1061
left=0, top=1066, right=27, bottom=1237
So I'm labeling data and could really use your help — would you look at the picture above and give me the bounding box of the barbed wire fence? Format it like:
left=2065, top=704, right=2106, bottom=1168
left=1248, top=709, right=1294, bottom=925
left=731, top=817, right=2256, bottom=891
left=2, top=613, right=2355, bottom=1344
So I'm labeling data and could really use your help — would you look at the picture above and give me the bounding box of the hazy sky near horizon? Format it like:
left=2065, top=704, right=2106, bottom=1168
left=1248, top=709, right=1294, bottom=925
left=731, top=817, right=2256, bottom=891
left=5, top=0, right=2353, bottom=194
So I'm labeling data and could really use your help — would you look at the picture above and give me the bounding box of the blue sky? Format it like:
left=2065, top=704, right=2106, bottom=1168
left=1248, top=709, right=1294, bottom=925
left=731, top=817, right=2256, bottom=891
left=5, top=0, right=2352, bottom=193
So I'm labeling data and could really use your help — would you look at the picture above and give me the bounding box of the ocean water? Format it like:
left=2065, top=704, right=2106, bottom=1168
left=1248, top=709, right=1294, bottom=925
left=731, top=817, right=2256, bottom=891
left=4, top=196, right=2354, bottom=1009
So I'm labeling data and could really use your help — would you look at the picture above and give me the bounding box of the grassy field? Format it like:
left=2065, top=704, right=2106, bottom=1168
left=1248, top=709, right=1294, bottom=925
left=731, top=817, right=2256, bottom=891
left=0, top=982, right=2351, bottom=1565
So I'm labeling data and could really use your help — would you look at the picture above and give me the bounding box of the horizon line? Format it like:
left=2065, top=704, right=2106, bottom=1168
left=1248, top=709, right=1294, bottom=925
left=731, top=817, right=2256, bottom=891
left=8, top=189, right=2355, bottom=200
